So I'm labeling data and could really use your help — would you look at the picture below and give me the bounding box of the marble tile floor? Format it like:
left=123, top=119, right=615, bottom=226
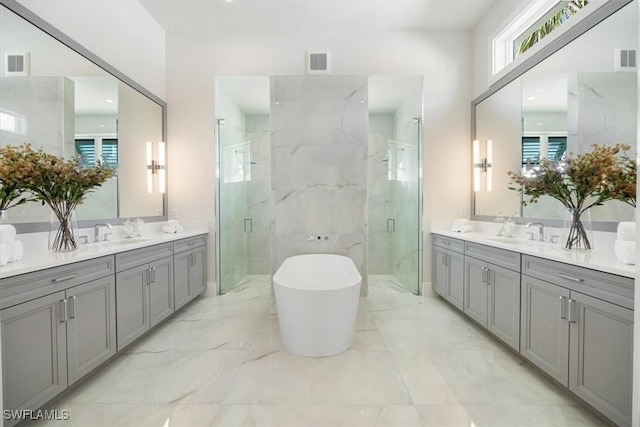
left=38, top=290, right=608, bottom=427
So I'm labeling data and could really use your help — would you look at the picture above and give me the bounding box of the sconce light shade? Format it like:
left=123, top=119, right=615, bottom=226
left=473, top=140, right=481, bottom=192
left=146, top=141, right=166, bottom=194
left=146, top=141, right=153, bottom=193
left=486, top=139, right=493, bottom=192
left=158, top=141, right=166, bottom=194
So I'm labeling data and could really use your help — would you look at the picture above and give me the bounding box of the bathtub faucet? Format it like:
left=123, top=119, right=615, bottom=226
left=307, top=235, right=321, bottom=241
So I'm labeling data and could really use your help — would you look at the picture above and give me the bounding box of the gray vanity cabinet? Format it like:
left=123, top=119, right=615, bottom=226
left=432, top=235, right=464, bottom=310
left=1, top=291, right=67, bottom=425
left=115, top=243, right=174, bottom=350
left=174, top=235, right=207, bottom=310
left=521, top=255, right=634, bottom=427
left=0, top=256, right=116, bottom=426
left=65, top=275, right=117, bottom=385
left=464, top=242, right=521, bottom=351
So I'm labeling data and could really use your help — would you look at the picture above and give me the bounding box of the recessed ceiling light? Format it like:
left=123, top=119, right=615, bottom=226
left=224, top=0, right=233, bottom=3
left=99, top=124, right=105, bottom=128
left=537, top=122, right=543, bottom=126
left=105, top=98, right=114, bottom=103
left=527, top=96, right=536, bottom=101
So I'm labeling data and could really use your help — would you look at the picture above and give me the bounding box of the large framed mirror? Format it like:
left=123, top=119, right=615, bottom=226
left=472, top=0, right=637, bottom=230
left=0, top=0, right=167, bottom=232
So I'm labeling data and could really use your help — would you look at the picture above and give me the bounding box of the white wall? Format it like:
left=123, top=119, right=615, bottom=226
left=166, top=29, right=472, bottom=288
left=17, top=0, right=166, bottom=100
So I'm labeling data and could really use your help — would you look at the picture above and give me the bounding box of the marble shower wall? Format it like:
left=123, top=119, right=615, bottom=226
left=270, top=76, right=368, bottom=289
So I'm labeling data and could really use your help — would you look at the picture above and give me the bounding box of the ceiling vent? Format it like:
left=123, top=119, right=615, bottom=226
left=4, top=52, right=30, bottom=76
left=614, top=48, right=636, bottom=71
left=305, top=51, right=331, bottom=75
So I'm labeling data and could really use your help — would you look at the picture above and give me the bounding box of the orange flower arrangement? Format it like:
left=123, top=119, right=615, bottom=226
left=508, top=143, right=635, bottom=249
left=0, top=144, right=115, bottom=250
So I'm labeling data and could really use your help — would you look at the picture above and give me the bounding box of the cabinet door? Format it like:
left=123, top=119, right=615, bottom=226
left=191, top=246, right=207, bottom=297
left=149, top=256, right=174, bottom=327
left=520, top=276, right=570, bottom=385
left=66, top=276, right=117, bottom=385
left=464, top=257, right=487, bottom=326
left=116, top=264, right=150, bottom=350
left=487, top=264, right=520, bottom=351
left=446, top=250, right=464, bottom=310
left=432, top=246, right=447, bottom=296
left=1, top=291, right=67, bottom=420
left=174, top=251, right=191, bottom=310
left=569, top=291, right=633, bottom=427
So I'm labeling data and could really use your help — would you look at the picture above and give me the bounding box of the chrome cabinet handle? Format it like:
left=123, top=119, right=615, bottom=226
left=443, top=240, right=451, bottom=246
left=191, top=253, right=196, bottom=266
left=557, top=273, right=584, bottom=283
left=559, top=296, right=567, bottom=320
left=52, top=273, right=78, bottom=283
left=59, top=299, right=68, bottom=323
left=146, top=268, right=151, bottom=286
left=568, top=299, right=576, bottom=323
left=69, top=296, right=76, bottom=319
left=486, top=268, right=491, bottom=286
left=481, top=266, right=487, bottom=283
left=150, top=267, right=156, bottom=283
left=187, top=241, right=196, bottom=246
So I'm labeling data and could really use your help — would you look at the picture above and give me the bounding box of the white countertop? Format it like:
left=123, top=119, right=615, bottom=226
left=0, top=229, right=209, bottom=280
left=431, top=229, right=636, bottom=279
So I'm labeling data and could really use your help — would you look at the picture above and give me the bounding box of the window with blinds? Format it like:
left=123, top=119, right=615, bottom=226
left=522, top=136, right=567, bottom=165
left=75, top=138, right=118, bottom=169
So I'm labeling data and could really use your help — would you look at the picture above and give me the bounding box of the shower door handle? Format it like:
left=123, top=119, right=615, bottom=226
left=244, top=218, right=253, bottom=233
left=387, top=218, right=396, bottom=233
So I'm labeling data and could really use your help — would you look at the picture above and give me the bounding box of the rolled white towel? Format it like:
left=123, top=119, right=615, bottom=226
left=162, top=225, right=177, bottom=234
left=616, top=221, right=636, bottom=241
left=453, top=218, right=470, bottom=227
left=614, top=240, right=636, bottom=265
left=9, top=240, right=23, bottom=263
left=0, top=244, right=10, bottom=266
left=451, top=224, right=473, bottom=233
left=176, top=225, right=184, bottom=233
left=0, top=224, right=16, bottom=245
left=167, top=219, right=180, bottom=226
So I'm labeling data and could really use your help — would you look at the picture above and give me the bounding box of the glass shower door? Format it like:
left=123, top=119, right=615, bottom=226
left=385, top=118, right=422, bottom=294
left=216, top=118, right=252, bottom=294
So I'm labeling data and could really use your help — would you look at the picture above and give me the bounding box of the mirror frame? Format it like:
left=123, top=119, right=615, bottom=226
left=0, top=0, right=168, bottom=233
left=470, top=0, right=634, bottom=232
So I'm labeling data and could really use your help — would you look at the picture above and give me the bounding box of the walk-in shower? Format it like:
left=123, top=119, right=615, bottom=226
left=215, top=75, right=423, bottom=295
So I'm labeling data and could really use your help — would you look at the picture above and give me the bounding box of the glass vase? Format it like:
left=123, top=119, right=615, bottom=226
left=0, top=210, right=7, bottom=226
left=48, top=208, right=79, bottom=252
left=561, top=208, right=593, bottom=251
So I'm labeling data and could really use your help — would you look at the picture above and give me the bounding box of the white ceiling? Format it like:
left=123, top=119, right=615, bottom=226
left=139, top=0, right=497, bottom=33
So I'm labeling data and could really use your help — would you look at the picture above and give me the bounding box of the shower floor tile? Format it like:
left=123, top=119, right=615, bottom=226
left=39, top=290, right=608, bottom=427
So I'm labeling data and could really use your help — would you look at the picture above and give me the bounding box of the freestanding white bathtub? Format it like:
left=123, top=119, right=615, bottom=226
left=273, top=254, right=362, bottom=357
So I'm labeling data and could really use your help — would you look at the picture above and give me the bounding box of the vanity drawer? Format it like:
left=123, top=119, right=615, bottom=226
left=0, top=256, right=115, bottom=309
left=465, top=242, right=520, bottom=272
left=432, top=235, right=464, bottom=253
left=522, top=255, right=634, bottom=310
left=173, top=235, right=207, bottom=254
left=115, top=242, right=173, bottom=272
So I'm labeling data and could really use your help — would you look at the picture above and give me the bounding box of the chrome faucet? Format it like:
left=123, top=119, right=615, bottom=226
left=525, top=222, right=545, bottom=242
left=93, top=223, right=112, bottom=242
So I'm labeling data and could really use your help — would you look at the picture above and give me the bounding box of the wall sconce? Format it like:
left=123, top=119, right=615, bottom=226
left=146, top=141, right=166, bottom=193
left=473, top=139, right=492, bottom=192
